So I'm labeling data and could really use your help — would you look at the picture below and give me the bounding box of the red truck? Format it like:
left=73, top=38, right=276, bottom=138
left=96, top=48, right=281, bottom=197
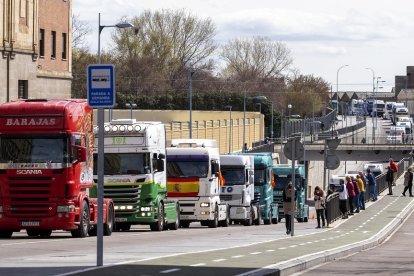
left=0, top=99, right=114, bottom=238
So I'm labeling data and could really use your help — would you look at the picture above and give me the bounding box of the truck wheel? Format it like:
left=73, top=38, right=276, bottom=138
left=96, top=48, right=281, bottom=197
left=254, top=206, right=261, bottom=226
left=168, top=204, right=180, bottom=230
left=88, top=226, right=97, bottom=236
left=150, top=203, right=165, bottom=231
left=71, top=201, right=90, bottom=238
left=244, top=207, right=253, bottom=226
left=219, top=207, right=230, bottom=227
left=304, top=216, right=309, bottom=222
left=272, top=217, right=279, bottom=224
left=104, top=204, right=115, bottom=236
left=0, top=230, right=13, bottom=239
left=297, top=217, right=304, bottom=223
left=208, top=205, right=219, bottom=228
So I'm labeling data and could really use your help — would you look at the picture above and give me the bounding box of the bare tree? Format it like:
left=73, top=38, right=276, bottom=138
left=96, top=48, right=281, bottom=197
left=72, top=14, right=91, bottom=50
left=220, top=37, right=293, bottom=81
left=111, top=9, right=217, bottom=94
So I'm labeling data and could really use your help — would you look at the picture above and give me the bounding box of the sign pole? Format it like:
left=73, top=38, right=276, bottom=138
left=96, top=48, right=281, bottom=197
left=291, top=137, right=296, bottom=236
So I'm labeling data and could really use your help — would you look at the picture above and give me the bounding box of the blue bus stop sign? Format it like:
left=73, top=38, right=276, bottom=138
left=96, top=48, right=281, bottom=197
left=87, top=64, right=115, bottom=108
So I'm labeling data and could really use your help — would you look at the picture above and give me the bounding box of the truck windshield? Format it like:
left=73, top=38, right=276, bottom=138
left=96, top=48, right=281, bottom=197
left=275, top=176, right=302, bottom=190
left=93, top=153, right=150, bottom=175
left=221, top=168, right=245, bottom=186
left=167, top=161, right=209, bottom=178
left=254, top=169, right=267, bottom=186
left=0, top=134, right=68, bottom=163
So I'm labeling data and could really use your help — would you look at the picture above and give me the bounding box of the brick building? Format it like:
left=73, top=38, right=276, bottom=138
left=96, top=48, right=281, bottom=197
left=0, top=0, right=71, bottom=103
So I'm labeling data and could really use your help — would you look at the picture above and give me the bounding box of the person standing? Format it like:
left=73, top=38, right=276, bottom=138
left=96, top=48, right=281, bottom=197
left=346, top=176, right=355, bottom=215
left=337, top=179, right=348, bottom=219
left=357, top=174, right=365, bottom=210
left=352, top=177, right=360, bottom=213
left=313, top=186, right=326, bottom=228
left=385, top=166, right=394, bottom=195
left=390, top=158, right=398, bottom=186
left=283, top=181, right=297, bottom=234
left=366, top=168, right=377, bottom=201
left=402, top=168, right=413, bottom=197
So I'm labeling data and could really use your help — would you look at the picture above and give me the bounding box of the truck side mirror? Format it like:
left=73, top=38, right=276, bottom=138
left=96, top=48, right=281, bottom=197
left=211, top=161, right=219, bottom=176
left=156, top=159, right=164, bottom=172
left=74, top=145, right=87, bottom=163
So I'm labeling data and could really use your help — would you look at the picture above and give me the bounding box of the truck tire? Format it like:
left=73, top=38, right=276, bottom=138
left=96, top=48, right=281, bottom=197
left=0, top=230, right=13, bottom=239
left=254, top=206, right=261, bottom=226
left=150, top=202, right=165, bottom=231
left=208, top=205, right=219, bottom=228
left=71, top=201, right=90, bottom=238
left=244, top=206, right=253, bottom=226
left=104, top=204, right=115, bottom=236
left=219, top=207, right=230, bottom=227
left=272, top=217, right=279, bottom=224
left=168, top=204, right=180, bottom=230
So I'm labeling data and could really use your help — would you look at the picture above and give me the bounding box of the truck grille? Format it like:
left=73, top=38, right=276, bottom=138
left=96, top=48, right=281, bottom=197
left=6, top=176, right=54, bottom=217
left=103, top=185, right=142, bottom=214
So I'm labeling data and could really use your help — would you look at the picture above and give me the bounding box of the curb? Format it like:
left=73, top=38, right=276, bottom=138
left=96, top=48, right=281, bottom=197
left=248, top=196, right=414, bottom=276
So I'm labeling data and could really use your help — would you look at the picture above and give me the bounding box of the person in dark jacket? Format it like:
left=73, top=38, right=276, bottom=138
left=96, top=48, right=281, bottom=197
left=402, top=167, right=414, bottom=197
left=346, top=176, right=355, bottom=215
left=385, top=166, right=394, bottom=195
left=283, top=181, right=297, bottom=235
left=366, top=168, right=377, bottom=201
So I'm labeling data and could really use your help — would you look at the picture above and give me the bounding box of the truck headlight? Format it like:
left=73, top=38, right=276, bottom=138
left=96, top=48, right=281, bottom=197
left=140, top=206, right=153, bottom=212
left=57, top=205, right=75, bottom=212
left=200, top=202, right=210, bottom=207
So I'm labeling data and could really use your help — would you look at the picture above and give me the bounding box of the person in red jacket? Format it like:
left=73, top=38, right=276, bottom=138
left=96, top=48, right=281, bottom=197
left=346, top=176, right=355, bottom=215
left=390, top=158, right=398, bottom=186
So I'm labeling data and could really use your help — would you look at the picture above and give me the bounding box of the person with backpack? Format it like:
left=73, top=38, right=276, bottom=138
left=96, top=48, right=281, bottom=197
left=385, top=166, right=394, bottom=195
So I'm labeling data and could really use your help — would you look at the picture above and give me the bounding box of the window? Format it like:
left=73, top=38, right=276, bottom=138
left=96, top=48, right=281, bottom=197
left=18, top=80, right=28, bottom=99
left=51, top=31, right=56, bottom=58
left=39, top=29, right=45, bottom=57
left=61, top=33, right=67, bottom=59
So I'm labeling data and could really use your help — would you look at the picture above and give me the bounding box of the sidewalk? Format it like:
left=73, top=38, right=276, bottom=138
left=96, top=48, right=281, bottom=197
left=74, top=177, right=414, bottom=276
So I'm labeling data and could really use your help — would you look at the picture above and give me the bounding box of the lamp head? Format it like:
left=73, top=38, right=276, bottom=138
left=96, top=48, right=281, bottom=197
left=116, top=22, right=134, bottom=29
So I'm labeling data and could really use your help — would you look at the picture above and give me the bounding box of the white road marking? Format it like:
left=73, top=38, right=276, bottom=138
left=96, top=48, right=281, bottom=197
left=231, top=255, right=245, bottom=258
left=278, top=247, right=287, bottom=250
left=212, top=259, right=226, bottom=262
left=289, top=245, right=297, bottom=248
left=190, top=263, right=206, bottom=267
left=266, top=249, right=275, bottom=252
left=250, top=252, right=262, bottom=255
left=160, top=268, right=181, bottom=274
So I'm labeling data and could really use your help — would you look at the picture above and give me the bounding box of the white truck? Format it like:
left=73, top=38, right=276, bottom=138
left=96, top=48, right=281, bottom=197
left=166, top=139, right=229, bottom=228
left=219, top=155, right=261, bottom=226
left=93, top=119, right=180, bottom=232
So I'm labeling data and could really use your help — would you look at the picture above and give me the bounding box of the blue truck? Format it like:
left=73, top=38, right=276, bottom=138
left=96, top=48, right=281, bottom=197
left=272, top=164, right=309, bottom=223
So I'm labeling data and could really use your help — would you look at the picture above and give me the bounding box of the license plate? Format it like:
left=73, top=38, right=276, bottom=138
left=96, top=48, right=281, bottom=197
left=20, top=221, right=40, bottom=227
left=115, top=217, right=127, bottom=222
left=236, top=208, right=244, bottom=214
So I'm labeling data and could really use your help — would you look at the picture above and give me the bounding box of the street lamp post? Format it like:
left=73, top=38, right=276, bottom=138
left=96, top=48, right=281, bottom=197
left=225, top=105, right=232, bottom=153
left=189, top=66, right=194, bottom=138
left=336, top=64, right=349, bottom=103
left=287, top=104, right=292, bottom=138
left=365, top=68, right=375, bottom=143
left=97, top=13, right=133, bottom=267
left=254, top=96, right=274, bottom=141
left=125, top=103, right=137, bottom=119
left=242, top=90, right=247, bottom=152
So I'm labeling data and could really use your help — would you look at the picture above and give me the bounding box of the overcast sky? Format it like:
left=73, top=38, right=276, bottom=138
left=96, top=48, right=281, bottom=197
left=73, top=0, right=414, bottom=92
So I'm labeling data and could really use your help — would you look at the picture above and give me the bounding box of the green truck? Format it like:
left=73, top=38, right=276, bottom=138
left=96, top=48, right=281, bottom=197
left=242, top=153, right=278, bottom=224
left=92, top=119, right=180, bottom=231
left=272, top=164, right=309, bottom=222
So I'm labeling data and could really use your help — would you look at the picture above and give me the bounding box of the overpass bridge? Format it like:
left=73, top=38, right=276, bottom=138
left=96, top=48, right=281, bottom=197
left=253, top=114, right=414, bottom=161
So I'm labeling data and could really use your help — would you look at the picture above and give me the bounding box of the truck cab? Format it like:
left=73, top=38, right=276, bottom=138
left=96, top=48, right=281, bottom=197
left=166, top=139, right=229, bottom=228
left=93, top=119, right=179, bottom=232
left=219, top=155, right=260, bottom=226
left=272, top=164, right=309, bottom=223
